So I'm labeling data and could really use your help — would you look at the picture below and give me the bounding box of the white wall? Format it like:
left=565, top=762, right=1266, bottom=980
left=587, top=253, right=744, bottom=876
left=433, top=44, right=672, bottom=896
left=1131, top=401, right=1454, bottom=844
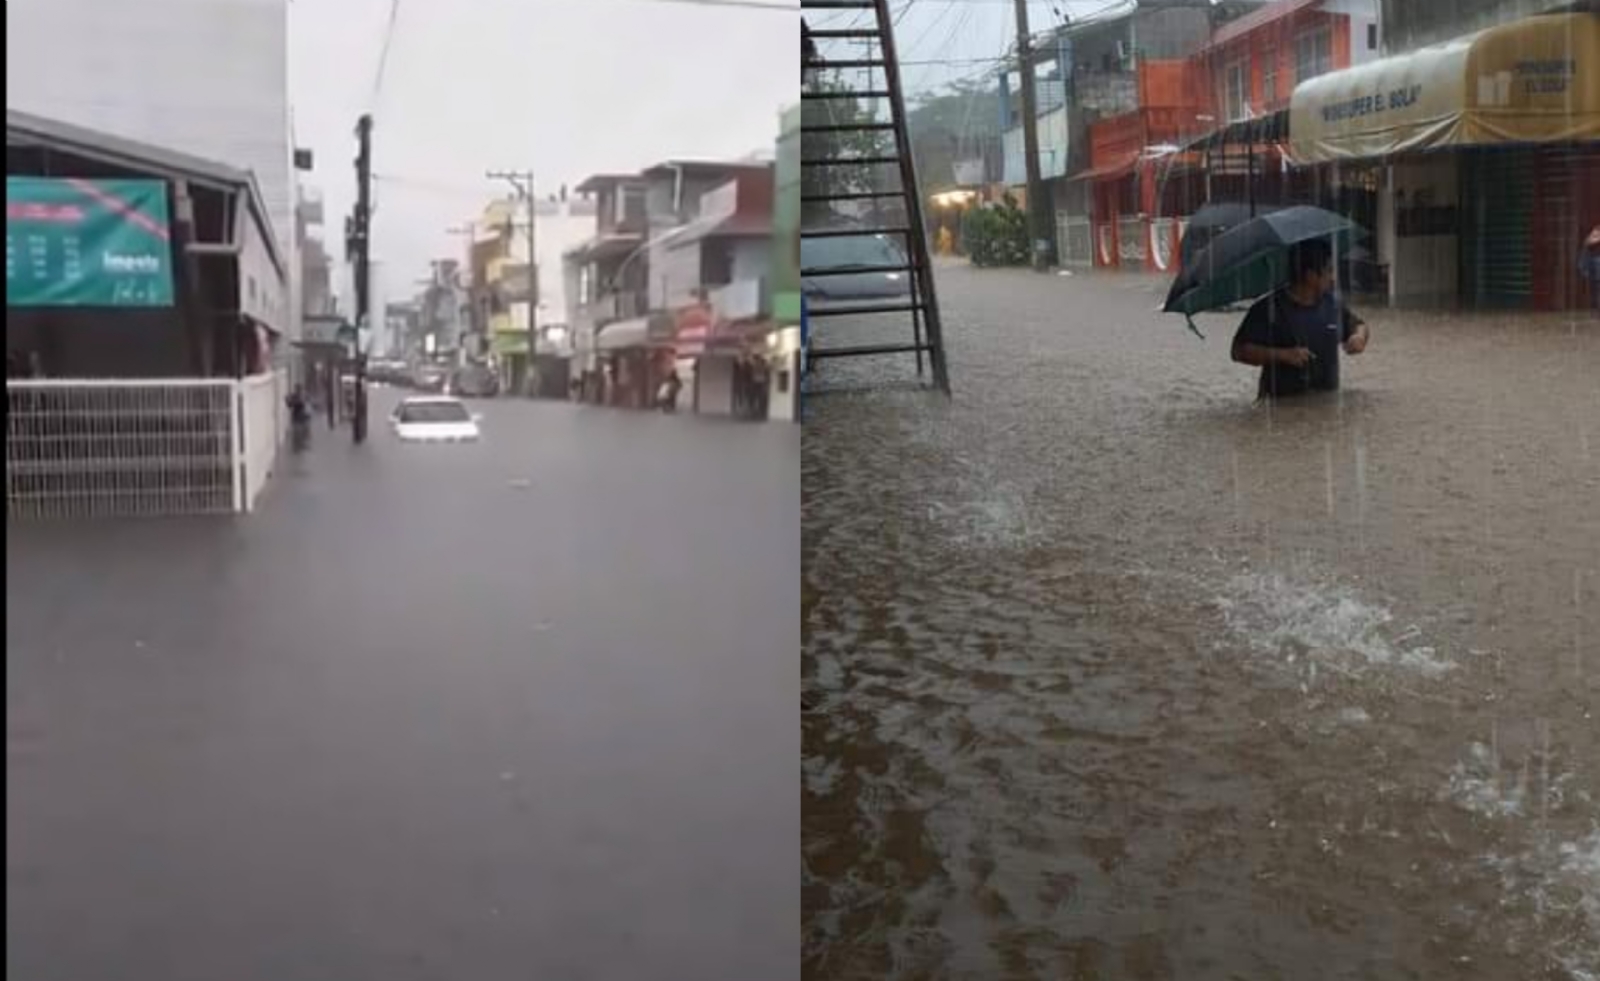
left=767, top=334, right=800, bottom=423
left=1003, top=105, right=1069, bottom=186
left=652, top=242, right=703, bottom=310
left=1322, top=0, right=1381, bottom=65
left=534, top=202, right=598, bottom=331
left=730, top=239, right=771, bottom=285
left=237, top=203, right=286, bottom=335
left=6, top=0, right=298, bottom=338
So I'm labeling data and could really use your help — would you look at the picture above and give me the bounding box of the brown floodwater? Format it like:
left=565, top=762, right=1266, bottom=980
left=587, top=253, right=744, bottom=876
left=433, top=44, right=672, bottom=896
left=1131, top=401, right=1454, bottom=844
left=802, top=264, right=1599, bottom=981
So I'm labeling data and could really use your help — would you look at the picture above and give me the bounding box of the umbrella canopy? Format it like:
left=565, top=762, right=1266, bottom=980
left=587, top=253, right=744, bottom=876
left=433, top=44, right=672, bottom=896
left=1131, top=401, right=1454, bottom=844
left=1185, top=201, right=1268, bottom=232
left=1178, top=202, right=1284, bottom=267
left=1163, top=206, right=1364, bottom=337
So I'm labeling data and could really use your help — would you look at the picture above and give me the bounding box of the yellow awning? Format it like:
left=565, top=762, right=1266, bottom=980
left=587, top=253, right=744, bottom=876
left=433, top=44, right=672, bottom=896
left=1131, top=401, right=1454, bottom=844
left=1290, top=12, right=1600, bottom=163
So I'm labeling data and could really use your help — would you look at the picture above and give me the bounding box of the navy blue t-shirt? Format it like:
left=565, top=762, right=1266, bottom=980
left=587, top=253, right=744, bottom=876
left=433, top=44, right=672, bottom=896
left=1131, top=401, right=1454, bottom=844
left=1231, top=289, right=1360, bottom=398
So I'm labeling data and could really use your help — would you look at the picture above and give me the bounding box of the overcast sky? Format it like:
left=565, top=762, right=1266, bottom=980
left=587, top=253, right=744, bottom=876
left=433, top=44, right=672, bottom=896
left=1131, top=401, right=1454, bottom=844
left=290, top=0, right=797, bottom=301
left=806, top=0, right=1119, bottom=99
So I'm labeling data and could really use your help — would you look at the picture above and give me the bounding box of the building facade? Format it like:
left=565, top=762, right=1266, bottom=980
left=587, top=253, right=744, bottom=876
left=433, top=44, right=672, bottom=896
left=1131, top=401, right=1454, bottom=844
left=563, top=175, right=651, bottom=401
left=1016, top=0, right=1377, bottom=271
left=297, top=186, right=336, bottom=323
left=999, top=1, right=1240, bottom=266
left=1292, top=8, right=1599, bottom=310
left=564, top=160, right=777, bottom=411
left=1380, top=0, right=1573, bottom=51
left=6, top=0, right=300, bottom=340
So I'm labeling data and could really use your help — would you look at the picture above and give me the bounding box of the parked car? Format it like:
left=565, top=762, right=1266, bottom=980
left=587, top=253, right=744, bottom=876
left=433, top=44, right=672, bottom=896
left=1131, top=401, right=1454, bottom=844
left=389, top=396, right=481, bottom=443
left=413, top=366, right=447, bottom=393
left=448, top=363, right=499, bottom=399
left=801, top=231, right=914, bottom=314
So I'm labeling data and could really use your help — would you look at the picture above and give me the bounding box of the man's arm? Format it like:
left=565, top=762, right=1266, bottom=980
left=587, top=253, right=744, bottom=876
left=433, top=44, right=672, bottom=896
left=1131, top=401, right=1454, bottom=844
left=1342, top=302, right=1370, bottom=354
left=1233, top=343, right=1303, bottom=367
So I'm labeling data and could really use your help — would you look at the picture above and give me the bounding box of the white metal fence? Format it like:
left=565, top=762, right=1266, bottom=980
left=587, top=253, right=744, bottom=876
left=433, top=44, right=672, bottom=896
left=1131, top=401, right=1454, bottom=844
left=7, top=370, right=286, bottom=520
left=236, top=370, right=286, bottom=513
left=1150, top=217, right=1176, bottom=272
left=1118, top=216, right=1149, bottom=266
left=1057, top=215, right=1095, bottom=268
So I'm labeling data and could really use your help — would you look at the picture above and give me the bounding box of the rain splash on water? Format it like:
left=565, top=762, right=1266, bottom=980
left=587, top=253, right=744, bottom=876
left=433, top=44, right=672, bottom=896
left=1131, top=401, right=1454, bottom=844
left=804, top=264, right=1599, bottom=980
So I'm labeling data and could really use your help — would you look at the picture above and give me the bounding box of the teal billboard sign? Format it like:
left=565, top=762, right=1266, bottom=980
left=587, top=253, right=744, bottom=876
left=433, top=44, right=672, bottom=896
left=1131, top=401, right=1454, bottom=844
left=6, top=177, right=176, bottom=307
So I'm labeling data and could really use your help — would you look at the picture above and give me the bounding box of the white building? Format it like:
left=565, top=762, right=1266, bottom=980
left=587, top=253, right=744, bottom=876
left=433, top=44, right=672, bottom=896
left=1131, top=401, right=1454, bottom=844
left=6, top=0, right=299, bottom=340
left=533, top=195, right=600, bottom=345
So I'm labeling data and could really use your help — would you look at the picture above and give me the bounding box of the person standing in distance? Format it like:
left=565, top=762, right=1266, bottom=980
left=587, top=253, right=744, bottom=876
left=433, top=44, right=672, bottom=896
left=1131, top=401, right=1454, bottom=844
left=1580, top=223, right=1600, bottom=316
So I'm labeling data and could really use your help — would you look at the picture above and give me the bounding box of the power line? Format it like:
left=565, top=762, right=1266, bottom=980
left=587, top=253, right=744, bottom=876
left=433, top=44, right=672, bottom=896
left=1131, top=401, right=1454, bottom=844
left=623, top=0, right=795, bottom=9
left=369, top=0, right=403, bottom=110
left=902, top=55, right=1008, bottom=65
left=906, top=0, right=978, bottom=91
left=374, top=172, right=499, bottom=198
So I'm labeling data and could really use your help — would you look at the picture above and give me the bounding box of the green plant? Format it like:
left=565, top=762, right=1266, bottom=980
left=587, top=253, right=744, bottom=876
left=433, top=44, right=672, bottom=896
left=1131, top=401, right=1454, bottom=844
left=961, top=194, right=1030, bottom=267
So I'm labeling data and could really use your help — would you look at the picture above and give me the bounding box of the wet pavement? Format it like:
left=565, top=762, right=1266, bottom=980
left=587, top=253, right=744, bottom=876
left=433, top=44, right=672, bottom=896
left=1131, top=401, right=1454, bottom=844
left=7, top=391, right=799, bottom=981
left=803, top=264, right=1599, bottom=980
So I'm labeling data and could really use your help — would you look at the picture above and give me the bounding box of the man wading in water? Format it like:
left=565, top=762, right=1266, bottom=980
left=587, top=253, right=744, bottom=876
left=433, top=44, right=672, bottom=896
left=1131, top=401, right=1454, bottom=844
left=1231, top=238, right=1371, bottom=399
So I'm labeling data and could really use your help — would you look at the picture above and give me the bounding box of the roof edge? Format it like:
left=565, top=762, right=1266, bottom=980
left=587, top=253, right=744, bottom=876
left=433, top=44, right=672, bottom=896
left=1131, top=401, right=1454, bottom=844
left=6, top=108, right=284, bottom=281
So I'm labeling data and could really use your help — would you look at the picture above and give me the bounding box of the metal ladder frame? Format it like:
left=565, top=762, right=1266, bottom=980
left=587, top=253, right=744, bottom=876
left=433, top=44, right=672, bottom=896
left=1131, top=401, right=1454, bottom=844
left=800, top=0, right=950, bottom=394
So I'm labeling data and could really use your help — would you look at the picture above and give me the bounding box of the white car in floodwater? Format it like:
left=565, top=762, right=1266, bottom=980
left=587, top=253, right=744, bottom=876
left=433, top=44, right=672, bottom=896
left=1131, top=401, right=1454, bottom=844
left=389, top=396, right=481, bottom=443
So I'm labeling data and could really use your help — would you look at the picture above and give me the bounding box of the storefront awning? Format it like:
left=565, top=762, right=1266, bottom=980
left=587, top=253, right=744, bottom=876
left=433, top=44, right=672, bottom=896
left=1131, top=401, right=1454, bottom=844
left=565, top=231, right=643, bottom=266
left=1177, top=109, right=1290, bottom=153
left=1290, top=12, right=1600, bottom=164
left=597, top=314, right=677, bottom=352
left=596, top=317, right=649, bottom=351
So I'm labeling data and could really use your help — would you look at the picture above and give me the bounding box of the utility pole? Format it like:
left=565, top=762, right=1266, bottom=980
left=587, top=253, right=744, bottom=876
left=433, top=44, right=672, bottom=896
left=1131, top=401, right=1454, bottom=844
left=486, top=170, right=539, bottom=353
left=349, top=113, right=374, bottom=443
left=1013, top=0, right=1054, bottom=271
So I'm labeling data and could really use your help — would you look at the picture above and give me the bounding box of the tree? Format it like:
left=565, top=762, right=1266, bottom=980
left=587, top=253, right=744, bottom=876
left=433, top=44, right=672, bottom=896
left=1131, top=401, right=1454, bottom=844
left=801, top=75, right=888, bottom=226
left=962, top=194, right=1030, bottom=267
left=907, top=79, right=1002, bottom=192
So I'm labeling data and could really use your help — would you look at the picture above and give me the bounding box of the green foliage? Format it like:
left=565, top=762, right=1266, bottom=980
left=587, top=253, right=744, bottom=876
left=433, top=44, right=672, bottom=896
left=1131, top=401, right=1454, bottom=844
left=961, top=194, right=1030, bottom=267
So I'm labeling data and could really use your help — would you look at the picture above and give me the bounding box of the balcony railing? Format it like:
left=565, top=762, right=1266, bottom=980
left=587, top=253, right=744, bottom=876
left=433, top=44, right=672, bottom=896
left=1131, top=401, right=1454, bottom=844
left=1075, top=70, right=1140, bottom=117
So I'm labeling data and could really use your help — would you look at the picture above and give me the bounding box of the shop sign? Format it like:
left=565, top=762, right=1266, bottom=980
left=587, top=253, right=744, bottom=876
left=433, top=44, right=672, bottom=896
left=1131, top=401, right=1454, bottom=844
left=6, top=177, right=176, bottom=307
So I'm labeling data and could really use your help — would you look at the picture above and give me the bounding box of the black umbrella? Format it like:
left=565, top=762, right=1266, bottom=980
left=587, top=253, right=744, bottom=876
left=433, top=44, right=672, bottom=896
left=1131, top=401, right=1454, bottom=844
left=1163, top=206, right=1364, bottom=338
left=1179, top=202, right=1282, bottom=267
left=1186, top=201, right=1268, bottom=232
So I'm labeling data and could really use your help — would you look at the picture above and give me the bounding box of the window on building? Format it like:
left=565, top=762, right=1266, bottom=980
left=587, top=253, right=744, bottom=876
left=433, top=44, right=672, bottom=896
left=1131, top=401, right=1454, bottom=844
left=1225, top=58, right=1250, bottom=122
left=1368, top=23, right=1379, bottom=50
left=701, top=241, right=734, bottom=288
left=1262, top=46, right=1278, bottom=105
left=620, top=186, right=647, bottom=226
left=1295, top=25, right=1333, bottom=82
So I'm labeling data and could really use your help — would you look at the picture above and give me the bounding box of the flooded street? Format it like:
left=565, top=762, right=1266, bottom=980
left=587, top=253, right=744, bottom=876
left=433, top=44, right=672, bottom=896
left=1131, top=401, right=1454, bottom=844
left=8, top=395, right=799, bottom=981
left=802, top=263, right=1600, bottom=980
